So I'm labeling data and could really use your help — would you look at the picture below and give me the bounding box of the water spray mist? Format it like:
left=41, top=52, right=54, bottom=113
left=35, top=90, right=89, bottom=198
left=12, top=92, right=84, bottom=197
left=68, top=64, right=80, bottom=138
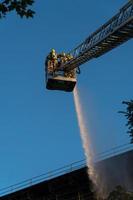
left=73, top=85, right=100, bottom=194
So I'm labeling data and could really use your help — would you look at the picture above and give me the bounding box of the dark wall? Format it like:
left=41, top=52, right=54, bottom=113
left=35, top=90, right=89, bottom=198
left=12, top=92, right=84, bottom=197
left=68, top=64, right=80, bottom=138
left=0, top=167, right=95, bottom=200
left=95, top=150, right=133, bottom=193
left=0, top=150, right=133, bottom=199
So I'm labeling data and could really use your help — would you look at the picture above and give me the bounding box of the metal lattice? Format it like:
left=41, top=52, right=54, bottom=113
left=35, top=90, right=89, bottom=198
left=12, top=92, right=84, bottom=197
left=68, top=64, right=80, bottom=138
left=62, top=1, right=133, bottom=72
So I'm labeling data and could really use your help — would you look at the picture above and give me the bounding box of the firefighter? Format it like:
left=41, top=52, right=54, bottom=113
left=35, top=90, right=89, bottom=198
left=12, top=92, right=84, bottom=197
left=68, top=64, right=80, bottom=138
left=66, top=53, right=73, bottom=61
left=66, top=54, right=75, bottom=78
left=47, top=49, right=58, bottom=74
left=58, top=52, right=68, bottom=64
left=49, top=49, right=58, bottom=65
left=64, top=53, right=74, bottom=78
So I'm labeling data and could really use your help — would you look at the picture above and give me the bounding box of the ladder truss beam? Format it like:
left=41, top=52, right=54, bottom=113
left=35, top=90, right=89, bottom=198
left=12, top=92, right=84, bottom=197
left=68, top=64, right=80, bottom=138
left=62, top=2, right=133, bottom=71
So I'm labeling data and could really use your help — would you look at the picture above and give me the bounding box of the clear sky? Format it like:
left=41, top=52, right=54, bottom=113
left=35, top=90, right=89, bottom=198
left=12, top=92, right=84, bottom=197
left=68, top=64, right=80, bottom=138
left=0, top=0, right=132, bottom=189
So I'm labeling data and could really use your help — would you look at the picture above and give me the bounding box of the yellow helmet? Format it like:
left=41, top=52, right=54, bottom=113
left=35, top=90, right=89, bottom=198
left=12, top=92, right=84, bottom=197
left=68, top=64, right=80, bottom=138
left=68, top=54, right=73, bottom=59
left=51, top=49, right=55, bottom=53
left=62, top=52, right=66, bottom=56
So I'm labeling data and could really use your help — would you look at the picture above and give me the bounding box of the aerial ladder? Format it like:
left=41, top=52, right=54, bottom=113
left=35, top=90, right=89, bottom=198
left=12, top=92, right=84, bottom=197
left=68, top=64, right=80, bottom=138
left=45, top=1, right=133, bottom=92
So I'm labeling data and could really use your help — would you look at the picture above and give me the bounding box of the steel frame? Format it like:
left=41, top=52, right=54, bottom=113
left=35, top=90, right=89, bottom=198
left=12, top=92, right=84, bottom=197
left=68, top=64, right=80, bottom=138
left=62, top=2, right=133, bottom=71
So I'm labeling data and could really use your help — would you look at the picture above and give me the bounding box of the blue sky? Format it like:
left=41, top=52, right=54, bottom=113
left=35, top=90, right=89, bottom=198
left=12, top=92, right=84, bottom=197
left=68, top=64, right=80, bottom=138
left=0, top=0, right=132, bottom=189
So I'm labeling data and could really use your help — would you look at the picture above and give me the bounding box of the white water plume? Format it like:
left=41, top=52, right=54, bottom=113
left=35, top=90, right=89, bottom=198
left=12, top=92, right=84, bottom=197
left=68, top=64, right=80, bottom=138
left=73, top=85, right=99, bottom=191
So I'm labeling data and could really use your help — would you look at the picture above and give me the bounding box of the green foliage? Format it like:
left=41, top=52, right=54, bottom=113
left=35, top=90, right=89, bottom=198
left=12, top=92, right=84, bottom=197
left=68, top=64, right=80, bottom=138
left=107, top=185, right=133, bottom=200
left=0, top=0, right=35, bottom=18
left=93, top=186, right=133, bottom=200
left=119, top=100, right=133, bottom=143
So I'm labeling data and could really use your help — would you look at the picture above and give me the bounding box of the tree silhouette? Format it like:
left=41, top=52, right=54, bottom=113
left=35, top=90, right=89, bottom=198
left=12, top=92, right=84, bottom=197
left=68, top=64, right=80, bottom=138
left=107, top=186, right=133, bottom=200
left=119, top=100, right=133, bottom=143
left=0, top=0, right=35, bottom=18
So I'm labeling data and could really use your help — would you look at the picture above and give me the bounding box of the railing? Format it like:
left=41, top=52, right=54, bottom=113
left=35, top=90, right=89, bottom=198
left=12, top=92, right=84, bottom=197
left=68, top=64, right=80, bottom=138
left=62, top=1, right=133, bottom=70
left=94, top=142, right=133, bottom=162
left=0, top=143, right=132, bottom=197
left=0, top=160, right=86, bottom=197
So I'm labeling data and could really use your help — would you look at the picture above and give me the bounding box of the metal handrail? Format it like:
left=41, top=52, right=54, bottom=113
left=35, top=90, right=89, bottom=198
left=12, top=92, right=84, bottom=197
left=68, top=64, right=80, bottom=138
left=0, top=160, right=86, bottom=197
left=95, top=143, right=133, bottom=162
left=0, top=143, right=132, bottom=197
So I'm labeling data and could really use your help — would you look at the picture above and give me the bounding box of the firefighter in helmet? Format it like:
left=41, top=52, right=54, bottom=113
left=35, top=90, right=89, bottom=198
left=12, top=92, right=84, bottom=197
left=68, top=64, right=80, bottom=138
left=66, top=53, right=73, bottom=61
left=49, top=49, right=58, bottom=66
left=64, top=53, right=75, bottom=78
left=46, top=49, right=58, bottom=74
left=58, top=52, right=68, bottom=64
